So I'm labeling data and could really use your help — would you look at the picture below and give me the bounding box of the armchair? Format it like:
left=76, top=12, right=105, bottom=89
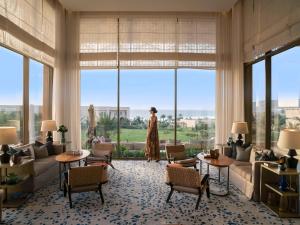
left=166, top=166, right=210, bottom=209
left=86, top=143, right=115, bottom=169
left=64, top=165, right=106, bottom=208
left=165, top=145, right=197, bottom=169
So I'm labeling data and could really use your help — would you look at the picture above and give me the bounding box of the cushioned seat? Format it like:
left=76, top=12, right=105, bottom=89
left=34, top=155, right=57, bottom=176
left=230, top=164, right=252, bottom=182
left=231, top=161, right=252, bottom=167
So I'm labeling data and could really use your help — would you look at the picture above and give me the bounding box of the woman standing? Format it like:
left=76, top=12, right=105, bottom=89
left=145, top=107, right=160, bottom=162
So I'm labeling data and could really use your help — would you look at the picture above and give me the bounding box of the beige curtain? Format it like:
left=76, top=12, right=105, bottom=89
left=64, top=11, right=81, bottom=150
left=52, top=1, right=66, bottom=140
left=0, top=0, right=55, bottom=65
left=79, top=13, right=216, bottom=69
left=215, top=11, right=233, bottom=145
left=243, top=0, right=300, bottom=62
left=215, top=1, right=245, bottom=145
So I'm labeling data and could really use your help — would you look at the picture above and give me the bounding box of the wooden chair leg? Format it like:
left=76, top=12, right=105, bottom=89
left=68, top=186, right=73, bottom=208
left=98, top=184, right=104, bottom=204
left=166, top=187, right=174, bottom=203
left=206, top=186, right=210, bottom=198
left=196, top=189, right=202, bottom=209
left=63, top=182, right=67, bottom=197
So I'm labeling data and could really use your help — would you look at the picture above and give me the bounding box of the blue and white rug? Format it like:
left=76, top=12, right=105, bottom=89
left=2, top=160, right=300, bottom=225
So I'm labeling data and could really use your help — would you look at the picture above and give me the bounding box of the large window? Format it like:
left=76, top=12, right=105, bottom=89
left=271, top=47, right=300, bottom=147
left=0, top=47, right=23, bottom=142
left=81, top=70, right=118, bottom=149
left=29, top=59, right=44, bottom=142
left=252, top=60, right=266, bottom=148
left=120, top=69, right=174, bottom=158
left=177, top=69, right=215, bottom=152
left=80, top=68, right=216, bottom=158
left=247, top=44, right=300, bottom=149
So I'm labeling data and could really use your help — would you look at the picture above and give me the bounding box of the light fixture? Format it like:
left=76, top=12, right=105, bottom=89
left=41, top=120, right=57, bottom=142
left=277, top=129, right=300, bottom=169
left=0, top=127, right=17, bottom=163
left=231, top=122, right=249, bottom=146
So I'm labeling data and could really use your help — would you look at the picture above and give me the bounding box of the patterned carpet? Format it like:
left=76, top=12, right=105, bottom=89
left=2, top=160, right=300, bottom=225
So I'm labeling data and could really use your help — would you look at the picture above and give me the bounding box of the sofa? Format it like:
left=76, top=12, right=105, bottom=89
left=220, top=145, right=285, bottom=201
left=17, top=143, right=64, bottom=192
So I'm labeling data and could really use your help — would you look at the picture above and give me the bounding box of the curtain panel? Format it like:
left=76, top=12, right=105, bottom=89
left=79, top=13, right=216, bottom=69
left=215, top=0, right=244, bottom=145
left=0, top=0, right=55, bottom=66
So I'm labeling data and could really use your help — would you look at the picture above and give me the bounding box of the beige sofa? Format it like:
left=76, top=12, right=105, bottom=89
left=220, top=146, right=285, bottom=201
left=17, top=143, right=63, bottom=192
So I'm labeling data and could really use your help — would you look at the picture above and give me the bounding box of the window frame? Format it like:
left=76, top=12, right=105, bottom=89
left=0, top=44, right=53, bottom=144
left=244, top=38, right=300, bottom=149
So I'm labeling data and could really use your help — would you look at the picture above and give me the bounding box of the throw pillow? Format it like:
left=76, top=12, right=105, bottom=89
left=255, top=149, right=278, bottom=161
left=236, top=145, right=252, bottom=162
left=34, top=145, right=49, bottom=159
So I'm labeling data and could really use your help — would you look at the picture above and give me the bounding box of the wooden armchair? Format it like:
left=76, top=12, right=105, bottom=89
left=64, top=166, right=107, bottom=208
left=166, top=166, right=210, bottom=209
left=165, top=145, right=197, bottom=169
left=86, top=143, right=115, bottom=169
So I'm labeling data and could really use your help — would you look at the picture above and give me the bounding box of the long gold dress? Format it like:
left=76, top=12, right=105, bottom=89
left=145, top=115, right=160, bottom=160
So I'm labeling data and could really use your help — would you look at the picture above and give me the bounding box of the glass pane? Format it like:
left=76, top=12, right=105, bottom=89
left=271, top=47, right=300, bottom=147
left=80, top=70, right=118, bottom=149
left=29, top=59, right=44, bottom=142
left=0, top=47, right=23, bottom=143
left=252, top=60, right=265, bottom=148
left=177, top=69, right=215, bottom=155
left=120, top=69, right=174, bottom=159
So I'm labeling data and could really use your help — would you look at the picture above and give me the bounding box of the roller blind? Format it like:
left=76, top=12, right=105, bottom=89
left=79, top=13, right=216, bottom=69
left=0, top=0, right=55, bottom=65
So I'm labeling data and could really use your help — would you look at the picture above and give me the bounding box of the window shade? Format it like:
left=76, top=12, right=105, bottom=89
left=79, top=13, right=216, bottom=69
left=0, top=0, right=55, bottom=65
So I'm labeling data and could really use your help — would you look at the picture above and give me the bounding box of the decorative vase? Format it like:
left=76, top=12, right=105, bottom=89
left=279, top=175, right=288, bottom=191
left=61, top=132, right=66, bottom=144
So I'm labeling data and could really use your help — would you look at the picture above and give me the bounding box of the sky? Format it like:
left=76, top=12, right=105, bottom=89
left=253, top=46, right=300, bottom=107
left=1, top=45, right=299, bottom=110
left=0, top=47, right=43, bottom=105
left=81, top=69, right=216, bottom=110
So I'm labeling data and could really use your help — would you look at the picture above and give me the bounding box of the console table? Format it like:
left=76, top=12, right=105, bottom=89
left=260, top=164, right=300, bottom=217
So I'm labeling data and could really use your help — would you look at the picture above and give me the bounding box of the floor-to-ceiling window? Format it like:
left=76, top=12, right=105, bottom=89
left=177, top=69, right=215, bottom=154
left=252, top=60, right=266, bottom=148
left=80, top=70, right=118, bottom=149
left=271, top=47, right=300, bottom=147
left=246, top=43, right=300, bottom=148
left=120, top=69, right=174, bottom=158
left=29, top=59, right=44, bottom=142
left=0, top=47, right=23, bottom=142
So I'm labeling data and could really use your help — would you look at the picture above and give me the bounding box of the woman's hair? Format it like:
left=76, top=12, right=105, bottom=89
left=149, top=107, right=158, bottom=113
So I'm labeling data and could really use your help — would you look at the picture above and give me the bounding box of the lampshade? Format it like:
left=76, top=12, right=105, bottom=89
left=0, top=127, right=17, bottom=144
left=41, top=120, right=57, bottom=132
left=277, top=129, right=300, bottom=150
left=231, top=122, right=249, bottom=134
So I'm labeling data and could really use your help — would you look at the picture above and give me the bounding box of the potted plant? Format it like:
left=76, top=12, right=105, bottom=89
left=57, top=125, right=68, bottom=144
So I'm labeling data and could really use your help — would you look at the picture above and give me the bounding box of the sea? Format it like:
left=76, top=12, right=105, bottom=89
left=130, top=109, right=215, bottom=120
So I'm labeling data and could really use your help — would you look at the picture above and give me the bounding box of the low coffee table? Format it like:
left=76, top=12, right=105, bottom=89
left=197, top=153, right=234, bottom=196
left=55, top=150, right=90, bottom=190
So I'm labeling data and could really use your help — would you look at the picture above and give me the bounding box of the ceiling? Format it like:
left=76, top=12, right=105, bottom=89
left=59, top=0, right=238, bottom=12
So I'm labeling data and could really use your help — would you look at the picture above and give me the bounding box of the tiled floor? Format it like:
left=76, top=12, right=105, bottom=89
left=2, top=160, right=300, bottom=225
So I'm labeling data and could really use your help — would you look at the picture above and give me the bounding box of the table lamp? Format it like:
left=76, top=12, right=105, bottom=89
left=41, top=120, right=57, bottom=142
left=277, top=129, right=300, bottom=169
left=231, top=122, right=248, bottom=146
left=0, top=127, right=17, bottom=163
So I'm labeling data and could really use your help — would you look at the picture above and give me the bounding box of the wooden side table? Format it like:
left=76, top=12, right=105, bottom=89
left=260, top=164, right=300, bottom=217
left=0, top=159, right=34, bottom=207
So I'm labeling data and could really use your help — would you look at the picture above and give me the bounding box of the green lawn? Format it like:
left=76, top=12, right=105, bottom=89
left=107, top=128, right=214, bottom=143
